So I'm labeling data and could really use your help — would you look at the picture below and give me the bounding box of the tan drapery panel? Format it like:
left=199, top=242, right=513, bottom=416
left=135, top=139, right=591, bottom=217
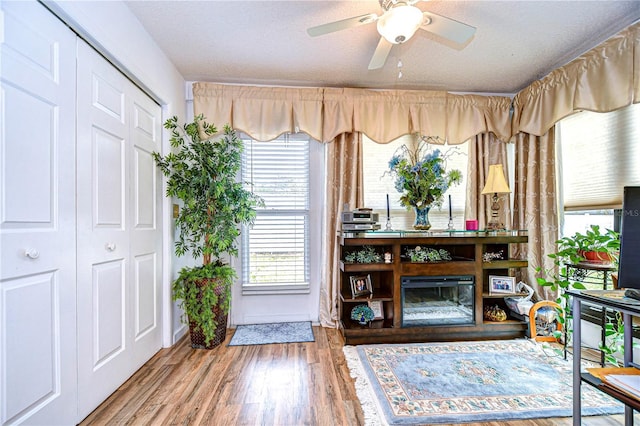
left=192, top=82, right=324, bottom=142
left=512, top=22, right=640, bottom=136
left=512, top=129, right=558, bottom=300
left=319, top=132, right=363, bottom=327
left=447, top=95, right=512, bottom=143
left=466, top=133, right=510, bottom=229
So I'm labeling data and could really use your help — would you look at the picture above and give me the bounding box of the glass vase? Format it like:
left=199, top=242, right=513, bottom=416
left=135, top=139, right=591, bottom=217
left=413, top=206, right=431, bottom=230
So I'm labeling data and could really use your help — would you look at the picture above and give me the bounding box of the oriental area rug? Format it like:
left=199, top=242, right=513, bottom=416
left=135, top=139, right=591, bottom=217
left=228, top=321, right=314, bottom=346
left=343, top=339, right=623, bottom=425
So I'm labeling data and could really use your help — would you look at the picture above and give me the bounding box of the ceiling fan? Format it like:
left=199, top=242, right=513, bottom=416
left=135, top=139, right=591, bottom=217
left=307, top=0, right=476, bottom=70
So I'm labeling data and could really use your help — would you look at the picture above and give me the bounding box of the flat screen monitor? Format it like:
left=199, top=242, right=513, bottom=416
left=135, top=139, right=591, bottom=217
left=617, top=186, right=640, bottom=289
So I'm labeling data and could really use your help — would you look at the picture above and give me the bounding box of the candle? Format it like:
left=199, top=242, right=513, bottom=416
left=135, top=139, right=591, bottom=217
left=448, top=194, right=452, bottom=219
left=386, top=194, right=390, bottom=218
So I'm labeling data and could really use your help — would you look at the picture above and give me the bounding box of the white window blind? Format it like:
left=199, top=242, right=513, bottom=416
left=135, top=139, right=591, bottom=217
left=558, top=103, right=640, bottom=211
left=362, top=134, right=469, bottom=230
left=241, top=135, right=310, bottom=289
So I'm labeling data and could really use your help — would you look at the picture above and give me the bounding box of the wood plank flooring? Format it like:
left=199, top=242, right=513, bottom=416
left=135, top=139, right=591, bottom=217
left=80, top=327, right=630, bottom=425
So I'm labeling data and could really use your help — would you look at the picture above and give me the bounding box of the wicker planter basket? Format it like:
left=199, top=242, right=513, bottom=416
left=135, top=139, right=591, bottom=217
left=189, top=311, right=227, bottom=349
left=187, top=277, right=229, bottom=349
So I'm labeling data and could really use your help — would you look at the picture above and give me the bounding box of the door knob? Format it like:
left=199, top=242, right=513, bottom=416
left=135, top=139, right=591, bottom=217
left=24, top=249, right=40, bottom=259
left=105, top=243, right=116, bottom=251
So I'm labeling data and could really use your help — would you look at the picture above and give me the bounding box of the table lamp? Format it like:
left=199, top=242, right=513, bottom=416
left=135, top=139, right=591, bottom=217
left=481, top=164, right=511, bottom=230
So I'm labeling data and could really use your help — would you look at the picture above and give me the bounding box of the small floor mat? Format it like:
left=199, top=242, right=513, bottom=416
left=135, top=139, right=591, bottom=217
left=228, top=321, right=315, bottom=346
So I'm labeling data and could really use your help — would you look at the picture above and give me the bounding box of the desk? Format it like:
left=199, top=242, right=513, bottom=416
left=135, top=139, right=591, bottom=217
left=568, top=289, right=640, bottom=426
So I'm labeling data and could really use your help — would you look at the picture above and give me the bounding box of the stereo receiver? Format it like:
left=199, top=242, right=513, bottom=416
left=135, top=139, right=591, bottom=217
left=342, top=211, right=379, bottom=223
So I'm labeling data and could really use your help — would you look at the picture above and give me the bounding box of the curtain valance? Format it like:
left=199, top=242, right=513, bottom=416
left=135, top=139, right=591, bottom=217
left=446, top=94, right=512, bottom=143
left=512, top=22, right=640, bottom=136
left=322, top=88, right=449, bottom=143
left=193, top=83, right=512, bottom=144
left=192, top=83, right=324, bottom=142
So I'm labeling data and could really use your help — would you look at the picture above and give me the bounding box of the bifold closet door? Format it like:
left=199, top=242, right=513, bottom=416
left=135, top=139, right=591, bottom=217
left=0, top=2, right=78, bottom=424
left=76, top=41, right=163, bottom=420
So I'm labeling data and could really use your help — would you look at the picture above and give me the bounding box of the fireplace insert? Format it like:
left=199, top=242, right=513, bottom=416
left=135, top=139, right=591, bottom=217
left=401, top=275, right=475, bottom=327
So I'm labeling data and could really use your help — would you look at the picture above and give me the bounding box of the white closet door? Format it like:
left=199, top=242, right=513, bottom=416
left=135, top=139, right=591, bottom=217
left=128, top=86, right=163, bottom=368
left=0, top=2, right=78, bottom=425
left=76, top=40, right=162, bottom=420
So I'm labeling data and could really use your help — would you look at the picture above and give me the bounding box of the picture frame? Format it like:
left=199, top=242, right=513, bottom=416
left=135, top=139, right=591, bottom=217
left=489, top=275, right=516, bottom=294
left=350, top=274, right=373, bottom=299
left=368, top=300, right=384, bottom=320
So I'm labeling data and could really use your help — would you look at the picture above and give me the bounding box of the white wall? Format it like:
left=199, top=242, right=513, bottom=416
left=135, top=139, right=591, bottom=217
left=43, top=0, right=188, bottom=347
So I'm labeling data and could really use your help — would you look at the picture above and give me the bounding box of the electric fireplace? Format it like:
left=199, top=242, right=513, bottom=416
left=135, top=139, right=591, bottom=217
left=401, top=275, right=475, bottom=327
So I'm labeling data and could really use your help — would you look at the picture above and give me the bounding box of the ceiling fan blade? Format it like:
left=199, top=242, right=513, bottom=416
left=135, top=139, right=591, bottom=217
left=307, top=13, right=378, bottom=37
left=421, top=11, right=476, bottom=44
left=368, top=36, right=393, bottom=70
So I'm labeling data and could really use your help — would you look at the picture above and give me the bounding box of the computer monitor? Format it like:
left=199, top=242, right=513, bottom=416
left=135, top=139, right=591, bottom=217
left=617, top=186, right=640, bottom=289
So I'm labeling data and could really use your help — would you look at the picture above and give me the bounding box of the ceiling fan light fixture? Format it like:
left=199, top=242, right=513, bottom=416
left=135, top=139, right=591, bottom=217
left=376, top=4, right=424, bottom=44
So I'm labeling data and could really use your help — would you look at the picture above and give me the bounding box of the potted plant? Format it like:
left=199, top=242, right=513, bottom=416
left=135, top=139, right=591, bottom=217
left=537, top=224, right=622, bottom=363
left=386, top=136, right=462, bottom=230
left=556, top=224, right=620, bottom=265
left=153, top=115, right=262, bottom=349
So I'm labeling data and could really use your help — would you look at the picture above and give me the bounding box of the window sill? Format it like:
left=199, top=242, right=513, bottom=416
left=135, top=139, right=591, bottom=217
left=241, top=284, right=311, bottom=296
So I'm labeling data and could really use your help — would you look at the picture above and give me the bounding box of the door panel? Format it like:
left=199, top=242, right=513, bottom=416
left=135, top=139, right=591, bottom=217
left=93, top=259, right=126, bottom=368
left=129, top=96, right=162, bottom=366
left=2, top=85, right=54, bottom=225
left=0, top=1, right=77, bottom=424
left=76, top=40, right=162, bottom=420
left=93, top=128, right=126, bottom=228
left=3, top=273, right=58, bottom=422
left=133, top=145, right=156, bottom=228
left=134, top=253, right=157, bottom=339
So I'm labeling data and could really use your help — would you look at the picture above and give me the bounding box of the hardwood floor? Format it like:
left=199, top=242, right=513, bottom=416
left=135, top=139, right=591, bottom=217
left=80, top=327, right=630, bottom=425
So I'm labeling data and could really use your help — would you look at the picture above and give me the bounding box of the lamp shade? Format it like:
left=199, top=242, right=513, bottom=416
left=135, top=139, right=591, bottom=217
left=376, top=4, right=424, bottom=44
left=481, top=164, right=511, bottom=194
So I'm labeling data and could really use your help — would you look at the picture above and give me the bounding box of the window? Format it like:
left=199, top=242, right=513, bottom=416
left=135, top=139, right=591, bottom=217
left=557, top=103, right=640, bottom=236
left=362, top=134, right=469, bottom=230
left=240, top=134, right=312, bottom=292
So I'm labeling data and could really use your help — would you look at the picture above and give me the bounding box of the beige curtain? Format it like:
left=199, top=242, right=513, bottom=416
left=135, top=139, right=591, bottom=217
left=446, top=95, right=512, bottom=143
left=322, top=88, right=449, bottom=143
left=319, top=132, right=364, bottom=327
left=192, top=83, right=324, bottom=142
left=512, top=129, right=558, bottom=300
left=193, top=83, right=513, bottom=144
left=466, top=133, right=511, bottom=229
left=512, top=22, right=640, bottom=136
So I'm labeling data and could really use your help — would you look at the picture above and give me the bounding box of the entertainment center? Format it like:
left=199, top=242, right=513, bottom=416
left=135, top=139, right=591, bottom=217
left=338, top=230, right=529, bottom=344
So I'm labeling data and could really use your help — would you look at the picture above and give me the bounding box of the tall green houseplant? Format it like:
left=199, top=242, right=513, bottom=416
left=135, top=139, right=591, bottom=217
left=153, top=115, right=262, bottom=349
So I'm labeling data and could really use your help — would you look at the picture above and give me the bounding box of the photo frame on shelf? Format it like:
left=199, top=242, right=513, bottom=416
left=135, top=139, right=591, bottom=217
left=350, top=274, right=373, bottom=299
left=489, top=275, right=516, bottom=294
left=368, top=300, right=384, bottom=320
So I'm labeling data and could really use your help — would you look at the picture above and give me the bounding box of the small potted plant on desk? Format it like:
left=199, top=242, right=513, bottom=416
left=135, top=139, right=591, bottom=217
left=153, top=115, right=262, bottom=349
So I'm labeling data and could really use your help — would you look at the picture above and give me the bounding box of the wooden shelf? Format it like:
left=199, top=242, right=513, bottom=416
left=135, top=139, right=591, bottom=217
left=338, top=233, right=528, bottom=344
left=340, top=292, right=393, bottom=302
left=483, top=260, right=528, bottom=269
left=340, top=261, right=394, bottom=272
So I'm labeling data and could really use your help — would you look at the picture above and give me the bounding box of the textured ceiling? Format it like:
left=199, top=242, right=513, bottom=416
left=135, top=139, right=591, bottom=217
left=125, top=0, right=640, bottom=94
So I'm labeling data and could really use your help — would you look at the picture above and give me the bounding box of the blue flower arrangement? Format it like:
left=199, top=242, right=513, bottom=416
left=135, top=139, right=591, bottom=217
left=350, top=305, right=375, bottom=324
left=386, top=136, right=462, bottom=209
